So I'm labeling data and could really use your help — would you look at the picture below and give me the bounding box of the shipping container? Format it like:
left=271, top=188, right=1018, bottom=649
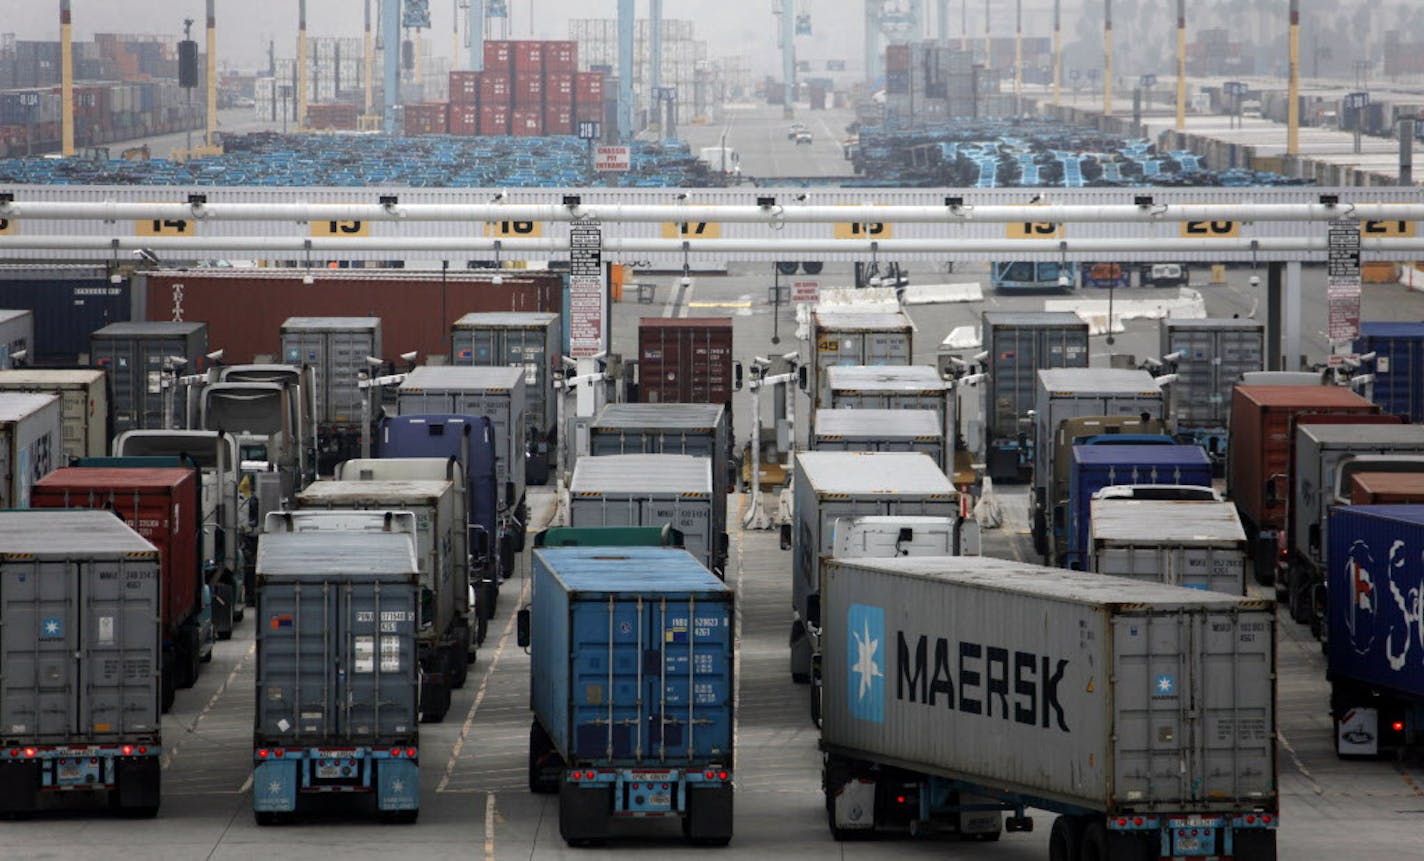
left=812, top=408, right=944, bottom=466
left=292, top=481, right=472, bottom=722
left=1067, top=444, right=1214, bottom=570
left=543, top=103, right=573, bottom=135
left=484, top=40, right=513, bottom=75
left=0, top=369, right=106, bottom=462
left=510, top=108, right=542, bottom=136
left=818, top=556, right=1277, bottom=858
left=822, top=364, right=951, bottom=458
left=1160, top=318, right=1265, bottom=458
left=0, top=392, right=61, bottom=508
left=449, top=69, right=481, bottom=105
left=0, top=510, right=163, bottom=816
left=0, top=309, right=33, bottom=368
left=513, top=40, right=544, bottom=78
left=450, top=311, right=559, bottom=484
left=448, top=104, right=478, bottom=136
left=521, top=546, right=734, bottom=845
left=252, top=515, right=421, bottom=822
left=568, top=453, right=721, bottom=575
left=32, top=465, right=208, bottom=709
left=280, top=316, right=380, bottom=472
left=479, top=103, right=510, bottom=135
left=1090, top=498, right=1247, bottom=593
left=637, top=317, right=735, bottom=410
left=90, top=321, right=207, bottom=434
left=513, top=74, right=544, bottom=108
left=1229, top=385, right=1380, bottom=583
left=575, top=71, right=604, bottom=106
left=809, top=309, right=913, bottom=411
left=981, top=311, right=1090, bottom=481
left=542, top=40, right=578, bottom=74
left=479, top=71, right=511, bottom=105
left=544, top=71, right=575, bottom=104
left=1354, top=322, right=1424, bottom=422
left=1349, top=471, right=1424, bottom=504
left=790, top=451, right=957, bottom=684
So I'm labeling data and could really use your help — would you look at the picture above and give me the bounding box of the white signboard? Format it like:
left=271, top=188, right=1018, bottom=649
left=569, top=221, right=606, bottom=358
left=791, top=280, right=820, bottom=303
left=1327, top=218, right=1362, bottom=342
left=593, top=146, right=631, bottom=172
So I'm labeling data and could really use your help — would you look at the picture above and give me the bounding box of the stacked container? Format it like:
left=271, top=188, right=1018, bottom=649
left=0, top=309, right=33, bottom=368
left=981, top=311, right=1090, bottom=480
left=1354, top=322, right=1424, bottom=422
left=90, top=321, right=208, bottom=433
left=403, top=102, right=449, bottom=135
left=0, top=267, right=128, bottom=364
left=1160, top=318, right=1265, bottom=460
left=637, top=317, right=735, bottom=410
left=447, top=40, right=594, bottom=137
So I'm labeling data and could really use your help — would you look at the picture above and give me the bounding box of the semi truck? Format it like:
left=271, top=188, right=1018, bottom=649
left=1089, top=498, right=1248, bottom=594
left=253, top=512, right=422, bottom=824
left=0, top=369, right=109, bottom=461
left=1159, top=318, right=1264, bottom=464
left=280, top=316, right=380, bottom=475
left=518, top=546, right=735, bottom=846
left=816, top=556, right=1278, bottom=859
left=980, top=312, right=1089, bottom=481
left=0, top=510, right=164, bottom=817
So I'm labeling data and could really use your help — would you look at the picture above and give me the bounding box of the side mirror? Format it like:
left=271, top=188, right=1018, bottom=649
left=780, top=523, right=793, bottom=551
left=806, top=593, right=821, bottom=630
left=469, top=527, right=490, bottom=560
left=1264, top=477, right=1277, bottom=504
left=733, top=361, right=744, bottom=392
left=516, top=607, right=531, bottom=649
left=797, top=364, right=809, bottom=392
left=506, top=481, right=516, bottom=508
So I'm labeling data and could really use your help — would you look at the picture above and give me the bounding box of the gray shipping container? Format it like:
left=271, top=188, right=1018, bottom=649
left=0, top=370, right=106, bottom=462
left=568, top=453, right=723, bottom=575
left=254, top=525, right=421, bottom=744
left=280, top=317, right=381, bottom=427
left=90, top=321, right=208, bottom=433
left=791, top=451, right=957, bottom=680
left=589, top=401, right=732, bottom=514
left=1160, top=318, right=1264, bottom=431
left=982, top=311, right=1089, bottom=457
left=396, top=365, right=527, bottom=524
left=0, top=392, right=62, bottom=508
left=1290, top=424, right=1424, bottom=571
left=450, top=311, right=559, bottom=441
left=812, top=408, right=945, bottom=468
left=824, top=364, right=952, bottom=462
left=0, top=510, right=161, bottom=742
left=0, top=309, right=33, bottom=368
left=809, top=309, right=914, bottom=408
left=819, top=556, right=1276, bottom=818
left=1090, top=499, right=1248, bottom=594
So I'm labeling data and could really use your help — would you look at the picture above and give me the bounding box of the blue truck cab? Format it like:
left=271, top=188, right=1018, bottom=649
left=1066, top=444, right=1214, bottom=569
left=518, top=547, right=736, bottom=846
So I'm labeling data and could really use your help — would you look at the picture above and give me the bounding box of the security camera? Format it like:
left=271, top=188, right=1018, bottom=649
left=491, top=272, right=504, bottom=285
left=109, top=271, right=124, bottom=284
left=1057, top=274, right=1073, bottom=289
left=400, top=351, right=418, bottom=364
left=1249, top=275, right=1261, bottom=288
left=301, top=273, right=315, bottom=285
left=132, top=249, right=161, bottom=265
left=166, top=356, right=187, bottom=368
left=1161, top=351, right=1183, bottom=363
left=206, top=349, right=225, bottom=363
left=366, top=356, right=384, bottom=368
left=679, top=275, right=692, bottom=288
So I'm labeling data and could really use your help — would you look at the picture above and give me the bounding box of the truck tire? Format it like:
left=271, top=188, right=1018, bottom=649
left=1079, top=820, right=1109, bottom=861
left=1049, top=815, right=1083, bottom=861
left=528, top=721, right=561, bottom=794
left=1233, top=828, right=1277, bottom=861
left=214, top=582, right=235, bottom=641
left=421, top=679, right=451, bottom=723
left=449, top=644, right=468, bottom=689
left=790, top=621, right=810, bottom=684
left=161, top=657, right=176, bottom=714
left=558, top=780, right=612, bottom=846
left=475, top=615, right=489, bottom=649
left=809, top=673, right=822, bottom=728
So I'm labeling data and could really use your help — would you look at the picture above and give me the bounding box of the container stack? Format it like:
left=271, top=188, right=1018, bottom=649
left=442, top=40, right=602, bottom=138
left=883, top=41, right=1001, bottom=128
left=403, top=101, right=449, bottom=136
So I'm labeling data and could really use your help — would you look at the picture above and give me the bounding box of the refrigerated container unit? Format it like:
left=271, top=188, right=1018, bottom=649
left=0, top=309, right=33, bottom=368
left=90, top=321, right=208, bottom=434
left=0, top=369, right=109, bottom=461
left=450, top=311, right=559, bottom=486
left=294, top=479, right=474, bottom=722
left=1327, top=505, right=1424, bottom=758
left=1283, top=423, right=1424, bottom=634
left=0, top=392, right=62, bottom=508
left=280, top=316, right=381, bottom=476
left=790, top=451, right=958, bottom=687
left=396, top=365, right=527, bottom=559
left=1089, top=498, right=1247, bottom=594
left=519, top=547, right=734, bottom=846
left=1354, top=322, right=1424, bottom=422
left=590, top=401, right=733, bottom=508
left=1160, top=318, right=1264, bottom=461
left=252, top=515, right=422, bottom=824
left=812, top=408, right=944, bottom=468
left=1229, top=385, right=1380, bottom=585
left=981, top=311, right=1089, bottom=481
left=1066, top=444, right=1214, bottom=570
left=817, top=556, right=1278, bottom=858
left=822, top=364, right=952, bottom=464
left=1031, top=369, right=1166, bottom=567
left=32, top=466, right=208, bottom=711
left=568, top=453, right=724, bottom=577
left=0, top=511, right=164, bottom=817
left=808, top=309, right=914, bottom=412
left=1349, top=471, right=1424, bottom=504
left=636, top=317, right=736, bottom=413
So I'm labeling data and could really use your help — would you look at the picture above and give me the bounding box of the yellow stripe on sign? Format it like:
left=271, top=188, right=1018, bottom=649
left=312, top=219, right=370, bottom=237
left=661, top=221, right=722, bottom=238
left=484, top=220, right=544, bottom=238
left=833, top=221, right=891, bottom=239
left=136, top=217, right=193, bottom=237
left=1361, top=218, right=1417, bottom=238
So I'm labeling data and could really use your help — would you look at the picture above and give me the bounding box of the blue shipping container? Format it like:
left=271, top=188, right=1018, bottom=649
left=1066, top=444, right=1213, bottom=569
left=0, top=272, right=130, bottom=363
left=1354, top=322, right=1424, bottom=423
left=530, top=546, right=734, bottom=767
left=1328, top=505, right=1424, bottom=703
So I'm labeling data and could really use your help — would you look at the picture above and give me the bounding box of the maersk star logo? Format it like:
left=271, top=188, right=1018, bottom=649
left=267, top=781, right=283, bottom=795
left=846, top=604, right=885, bottom=723
left=41, top=617, right=63, bottom=638
left=1155, top=674, right=1177, bottom=696
left=391, top=779, right=405, bottom=794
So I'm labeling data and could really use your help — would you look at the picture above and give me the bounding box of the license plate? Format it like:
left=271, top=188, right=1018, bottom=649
left=57, top=763, right=83, bottom=782
left=633, top=771, right=673, bottom=781
left=649, top=793, right=671, bottom=807
left=1176, top=837, right=1200, bottom=852
left=316, top=763, right=348, bottom=779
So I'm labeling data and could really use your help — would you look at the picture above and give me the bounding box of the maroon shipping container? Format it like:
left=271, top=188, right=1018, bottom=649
left=480, top=104, right=509, bottom=135
left=480, top=71, right=511, bottom=104
left=575, top=71, right=604, bottom=105
left=543, top=103, right=573, bottom=135
left=514, top=74, right=543, bottom=107
left=31, top=467, right=202, bottom=648
left=484, top=40, right=513, bottom=74
left=142, top=271, right=562, bottom=364
left=449, top=104, right=479, bottom=135
left=1229, top=386, right=1381, bottom=534
left=542, top=40, right=577, bottom=73
left=513, top=40, right=543, bottom=77
left=886, top=43, right=911, bottom=72
left=545, top=71, right=575, bottom=105
left=449, top=70, right=481, bottom=105
left=306, top=102, right=360, bottom=130
left=638, top=317, right=735, bottom=408
left=1350, top=472, right=1424, bottom=504
left=510, top=109, right=542, bottom=136
left=403, top=101, right=449, bottom=135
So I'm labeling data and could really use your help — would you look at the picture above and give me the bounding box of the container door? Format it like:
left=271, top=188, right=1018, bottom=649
left=1169, top=328, right=1219, bottom=428
left=343, top=581, right=419, bottom=738
left=258, top=581, right=339, bottom=740
left=816, top=332, right=863, bottom=407
left=864, top=331, right=910, bottom=366
left=649, top=597, right=733, bottom=762
left=644, top=497, right=713, bottom=572
left=96, top=340, right=140, bottom=432
left=1215, top=329, right=1264, bottom=427
left=80, top=556, right=162, bottom=737
left=569, top=596, right=646, bottom=761
left=284, top=332, right=328, bottom=423
left=327, top=332, right=372, bottom=424
left=1, top=558, right=79, bottom=739
left=137, top=337, right=183, bottom=430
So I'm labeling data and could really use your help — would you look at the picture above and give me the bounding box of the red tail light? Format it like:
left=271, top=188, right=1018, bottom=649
left=257, top=749, right=269, bottom=759
left=137, top=746, right=148, bottom=755
left=704, top=770, right=714, bottom=779
left=717, top=770, right=728, bottom=780
left=406, top=748, right=417, bottom=758
left=121, top=745, right=132, bottom=756
left=1391, top=721, right=1405, bottom=733
left=274, top=748, right=285, bottom=758
left=391, top=748, right=402, bottom=757
left=1262, top=815, right=1273, bottom=824
left=1133, top=817, right=1144, bottom=826
left=895, top=795, right=907, bottom=804
left=23, top=747, right=36, bottom=758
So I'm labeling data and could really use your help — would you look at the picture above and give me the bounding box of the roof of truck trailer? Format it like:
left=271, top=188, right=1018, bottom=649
left=1071, top=444, right=1211, bottom=467
left=796, top=451, right=954, bottom=494
left=1359, top=321, right=1424, bottom=338
left=814, top=409, right=941, bottom=438
left=982, top=311, right=1086, bottom=326
left=296, top=479, right=453, bottom=502
left=256, top=530, right=419, bottom=576
left=570, top=454, right=712, bottom=494
left=1090, top=499, right=1246, bottom=543
left=811, top=309, right=913, bottom=330
left=452, top=311, right=558, bottom=328
left=1037, top=368, right=1161, bottom=394
left=0, top=391, right=59, bottom=420
left=826, top=365, right=947, bottom=390
left=592, top=402, right=725, bottom=430
left=1333, top=504, right=1424, bottom=525
left=1297, top=424, right=1424, bottom=444
left=536, top=546, right=729, bottom=594
left=399, top=365, right=524, bottom=390
left=1161, top=317, right=1265, bottom=331
left=0, top=510, right=156, bottom=556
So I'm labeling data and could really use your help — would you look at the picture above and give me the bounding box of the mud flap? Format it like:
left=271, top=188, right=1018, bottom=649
left=377, top=758, right=420, bottom=811
left=252, top=759, right=297, bottom=813
left=113, top=757, right=161, bottom=812
left=559, top=780, right=613, bottom=844
left=684, top=783, right=734, bottom=844
left=0, top=761, right=40, bottom=813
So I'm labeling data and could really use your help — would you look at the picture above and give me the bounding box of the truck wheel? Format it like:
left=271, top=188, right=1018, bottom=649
left=528, top=721, right=561, bottom=794
left=810, top=673, right=823, bottom=728
left=449, top=645, right=468, bottom=689
left=1049, top=815, right=1083, bottom=861
left=1080, top=820, right=1108, bottom=861
left=790, top=621, right=810, bottom=684
left=161, top=658, right=176, bottom=714
left=214, top=582, right=235, bottom=641
left=1233, top=828, right=1277, bottom=861
left=475, top=615, right=489, bottom=649
left=1031, top=504, right=1047, bottom=557
left=558, top=780, right=612, bottom=845
left=421, top=680, right=451, bottom=723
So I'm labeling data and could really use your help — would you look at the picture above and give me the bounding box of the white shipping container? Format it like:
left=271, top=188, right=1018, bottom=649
left=0, top=370, right=108, bottom=462
left=1089, top=498, right=1248, bottom=594
left=0, top=392, right=62, bottom=508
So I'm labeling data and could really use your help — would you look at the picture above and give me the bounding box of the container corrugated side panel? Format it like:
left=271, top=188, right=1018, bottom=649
left=0, top=272, right=127, bottom=364
left=531, top=550, right=574, bottom=756
left=819, top=558, right=1275, bottom=814
left=397, top=387, right=525, bottom=508
left=984, top=317, right=1090, bottom=443
left=1327, top=506, right=1424, bottom=699
left=1354, top=325, right=1424, bottom=422
left=0, top=395, right=62, bottom=508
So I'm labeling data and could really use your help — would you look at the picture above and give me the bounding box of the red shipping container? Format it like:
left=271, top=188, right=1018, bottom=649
left=886, top=43, right=911, bottom=72
left=449, top=70, right=481, bottom=105
left=544, top=71, right=575, bottom=105
left=32, top=467, right=202, bottom=647
left=479, top=71, right=511, bottom=105
left=449, top=104, right=479, bottom=135
left=513, top=41, right=543, bottom=77
left=510, top=109, right=542, bottom=136
left=403, top=101, right=449, bottom=135
left=143, top=271, right=562, bottom=364
left=480, top=104, right=509, bottom=135
left=575, top=71, right=604, bottom=103
left=542, top=40, right=577, bottom=73
left=543, top=103, right=573, bottom=135
left=1350, top=472, right=1424, bottom=504
left=637, top=318, right=735, bottom=409
left=484, top=40, right=513, bottom=74
left=514, top=74, right=543, bottom=108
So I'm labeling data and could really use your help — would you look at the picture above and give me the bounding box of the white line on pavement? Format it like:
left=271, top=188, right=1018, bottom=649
left=162, top=642, right=255, bottom=771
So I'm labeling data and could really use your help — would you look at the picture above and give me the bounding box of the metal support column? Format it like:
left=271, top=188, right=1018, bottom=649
left=782, top=0, right=796, bottom=118
left=469, top=0, right=484, bottom=71
left=618, top=0, right=634, bottom=142
left=1266, top=262, right=1284, bottom=371
left=206, top=0, right=218, bottom=147
left=1284, top=261, right=1303, bottom=371
left=1175, top=0, right=1186, bottom=131
left=61, top=0, right=74, bottom=157
left=651, top=0, right=663, bottom=123
left=298, top=0, right=309, bottom=130
left=937, top=0, right=949, bottom=41
left=1103, top=0, right=1113, bottom=117
left=1401, top=119, right=1415, bottom=185
left=384, top=0, right=402, bottom=133
left=364, top=0, right=374, bottom=116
